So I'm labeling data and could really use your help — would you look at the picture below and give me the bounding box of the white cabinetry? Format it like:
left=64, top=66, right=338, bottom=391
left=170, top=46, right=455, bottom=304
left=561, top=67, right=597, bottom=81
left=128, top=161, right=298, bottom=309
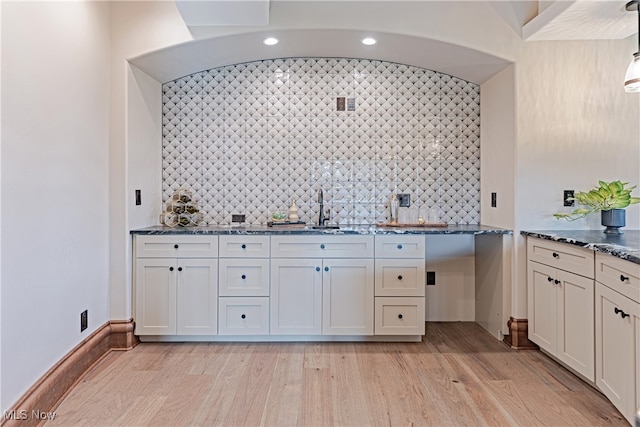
left=374, top=235, right=425, bottom=335
left=270, top=235, right=374, bottom=335
left=595, top=252, right=640, bottom=425
left=527, top=238, right=594, bottom=380
left=218, top=235, right=270, bottom=335
left=134, top=235, right=218, bottom=336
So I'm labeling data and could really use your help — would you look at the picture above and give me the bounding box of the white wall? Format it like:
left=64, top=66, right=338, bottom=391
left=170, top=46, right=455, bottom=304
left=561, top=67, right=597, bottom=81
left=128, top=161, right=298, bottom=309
left=109, top=1, right=191, bottom=320
left=509, top=38, right=640, bottom=317
left=0, top=1, right=111, bottom=410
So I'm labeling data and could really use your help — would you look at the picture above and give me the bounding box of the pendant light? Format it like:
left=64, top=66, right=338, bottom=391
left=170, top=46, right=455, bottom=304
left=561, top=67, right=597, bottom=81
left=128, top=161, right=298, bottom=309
left=624, top=0, right=640, bottom=92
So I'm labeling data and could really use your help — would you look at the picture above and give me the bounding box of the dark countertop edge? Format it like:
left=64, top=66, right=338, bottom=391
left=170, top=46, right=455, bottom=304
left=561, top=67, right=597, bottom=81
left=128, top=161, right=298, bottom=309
left=130, top=224, right=513, bottom=236
left=521, top=230, right=640, bottom=265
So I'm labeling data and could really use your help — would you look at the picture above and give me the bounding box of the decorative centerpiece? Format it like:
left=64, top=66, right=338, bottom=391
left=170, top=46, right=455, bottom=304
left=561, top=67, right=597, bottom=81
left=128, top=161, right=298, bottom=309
left=160, top=188, right=204, bottom=227
left=554, top=180, right=640, bottom=234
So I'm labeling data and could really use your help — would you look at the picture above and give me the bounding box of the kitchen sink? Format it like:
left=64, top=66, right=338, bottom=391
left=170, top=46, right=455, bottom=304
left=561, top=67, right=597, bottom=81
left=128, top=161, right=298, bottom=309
left=308, top=225, right=340, bottom=230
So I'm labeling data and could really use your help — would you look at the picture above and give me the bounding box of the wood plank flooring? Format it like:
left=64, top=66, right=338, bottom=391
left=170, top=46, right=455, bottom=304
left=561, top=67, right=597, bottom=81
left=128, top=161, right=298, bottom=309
left=45, top=323, right=628, bottom=426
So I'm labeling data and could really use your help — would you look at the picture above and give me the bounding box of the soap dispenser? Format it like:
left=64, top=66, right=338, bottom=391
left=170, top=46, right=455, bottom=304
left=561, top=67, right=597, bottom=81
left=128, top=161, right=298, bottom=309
left=288, top=199, right=299, bottom=223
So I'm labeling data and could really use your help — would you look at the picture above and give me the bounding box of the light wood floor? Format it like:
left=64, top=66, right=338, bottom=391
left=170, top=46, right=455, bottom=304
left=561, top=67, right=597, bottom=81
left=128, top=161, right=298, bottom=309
left=46, top=322, right=627, bottom=427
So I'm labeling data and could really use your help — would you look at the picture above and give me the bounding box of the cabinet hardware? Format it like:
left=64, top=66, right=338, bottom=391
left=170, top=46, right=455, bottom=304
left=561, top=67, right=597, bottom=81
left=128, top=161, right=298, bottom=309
left=174, top=244, right=179, bottom=249
left=169, top=267, right=174, bottom=271
left=320, top=244, right=325, bottom=249
left=398, top=275, right=403, bottom=280
left=241, top=274, right=246, bottom=279
left=614, top=307, right=630, bottom=319
left=241, top=314, right=246, bottom=319
left=316, top=267, right=321, bottom=272
left=620, top=274, right=629, bottom=282
left=324, top=266, right=329, bottom=272
left=241, top=244, right=247, bottom=249
left=548, top=276, right=554, bottom=282
left=552, top=252, right=559, bottom=258
left=178, top=267, right=182, bottom=272
left=397, top=244, right=403, bottom=249
left=554, top=279, right=560, bottom=285
left=398, top=314, right=403, bottom=319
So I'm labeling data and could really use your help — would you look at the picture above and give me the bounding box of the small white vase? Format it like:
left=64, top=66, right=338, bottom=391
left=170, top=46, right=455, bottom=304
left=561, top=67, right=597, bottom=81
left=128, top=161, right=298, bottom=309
left=288, top=200, right=299, bottom=222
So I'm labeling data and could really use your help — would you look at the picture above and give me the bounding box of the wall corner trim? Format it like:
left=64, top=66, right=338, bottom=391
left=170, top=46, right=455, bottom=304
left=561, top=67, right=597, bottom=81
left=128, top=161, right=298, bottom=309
left=503, top=317, right=539, bottom=350
left=1, top=319, right=138, bottom=427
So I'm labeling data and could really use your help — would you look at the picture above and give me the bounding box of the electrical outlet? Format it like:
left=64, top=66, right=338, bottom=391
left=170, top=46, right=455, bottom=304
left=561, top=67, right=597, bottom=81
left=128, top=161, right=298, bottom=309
left=232, top=214, right=246, bottom=223
left=491, top=192, right=497, bottom=208
left=135, top=189, right=141, bottom=206
left=564, top=190, right=575, bottom=207
left=398, top=193, right=411, bottom=207
left=80, top=310, right=88, bottom=332
left=426, top=271, right=436, bottom=285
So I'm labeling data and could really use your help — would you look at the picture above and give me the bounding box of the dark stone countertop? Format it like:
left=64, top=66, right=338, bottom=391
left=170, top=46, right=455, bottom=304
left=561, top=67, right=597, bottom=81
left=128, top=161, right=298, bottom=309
left=521, top=230, right=640, bottom=265
left=131, top=224, right=512, bottom=236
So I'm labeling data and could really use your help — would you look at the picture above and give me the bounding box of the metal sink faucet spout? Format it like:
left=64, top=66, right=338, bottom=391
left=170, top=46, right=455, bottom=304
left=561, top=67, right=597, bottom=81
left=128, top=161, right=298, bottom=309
left=317, top=189, right=328, bottom=226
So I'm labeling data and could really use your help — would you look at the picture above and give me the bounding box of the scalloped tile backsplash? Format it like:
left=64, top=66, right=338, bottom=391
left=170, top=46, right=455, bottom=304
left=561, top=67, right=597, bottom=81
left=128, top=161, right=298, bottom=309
left=162, top=57, right=480, bottom=225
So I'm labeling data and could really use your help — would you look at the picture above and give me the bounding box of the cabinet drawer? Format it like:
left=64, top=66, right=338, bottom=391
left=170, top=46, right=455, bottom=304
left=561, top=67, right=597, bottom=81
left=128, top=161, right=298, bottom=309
left=218, top=259, right=270, bottom=297
left=218, top=297, right=269, bottom=335
left=374, top=297, right=425, bottom=335
left=596, top=252, right=640, bottom=304
left=271, top=235, right=374, bottom=258
left=527, top=238, right=593, bottom=278
left=375, top=259, right=425, bottom=297
left=136, top=235, right=218, bottom=258
left=219, top=235, right=270, bottom=258
left=375, top=235, right=425, bottom=259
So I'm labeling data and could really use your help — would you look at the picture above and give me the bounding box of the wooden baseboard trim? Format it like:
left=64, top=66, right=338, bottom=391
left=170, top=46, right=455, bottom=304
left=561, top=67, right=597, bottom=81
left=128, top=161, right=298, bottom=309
left=110, top=318, right=139, bottom=350
left=1, top=319, right=138, bottom=427
left=503, top=317, right=539, bottom=350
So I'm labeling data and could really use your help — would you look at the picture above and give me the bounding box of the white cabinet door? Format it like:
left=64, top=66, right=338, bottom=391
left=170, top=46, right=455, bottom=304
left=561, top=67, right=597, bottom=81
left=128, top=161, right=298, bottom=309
left=375, top=258, right=425, bottom=297
left=528, top=261, right=557, bottom=352
left=218, top=258, right=270, bottom=297
left=596, top=282, right=638, bottom=425
left=322, top=259, right=374, bottom=335
left=556, top=269, right=594, bottom=379
left=218, top=297, right=269, bottom=335
left=270, top=258, right=322, bottom=335
left=176, top=259, right=218, bottom=335
left=135, top=258, right=177, bottom=335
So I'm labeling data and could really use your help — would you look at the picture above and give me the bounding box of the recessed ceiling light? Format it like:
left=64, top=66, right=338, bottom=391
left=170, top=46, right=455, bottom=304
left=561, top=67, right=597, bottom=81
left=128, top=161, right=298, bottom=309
left=361, top=37, right=376, bottom=46
left=263, top=37, right=279, bottom=46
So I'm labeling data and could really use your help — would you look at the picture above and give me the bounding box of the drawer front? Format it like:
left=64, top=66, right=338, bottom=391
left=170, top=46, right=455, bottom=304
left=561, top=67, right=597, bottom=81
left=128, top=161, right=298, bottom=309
left=527, top=237, right=593, bottom=278
left=375, top=235, right=425, bottom=259
left=374, top=297, right=425, bottom=335
left=375, top=259, right=425, bottom=297
left=218, top=297, right=269, bottom=335
left=219, top=235, right=270, bottom=258
left=218, top=259, right=270, bottom=297
left=596, top=252, right=640, bottom=303
left=271, top=235, right=374, bottom=258
left=136, top=235, right=218, bottom=258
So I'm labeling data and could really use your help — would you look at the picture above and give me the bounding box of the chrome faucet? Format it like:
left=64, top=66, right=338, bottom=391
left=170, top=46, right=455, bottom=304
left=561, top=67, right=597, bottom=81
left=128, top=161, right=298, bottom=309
left=317, top=188, right=329, bottom=226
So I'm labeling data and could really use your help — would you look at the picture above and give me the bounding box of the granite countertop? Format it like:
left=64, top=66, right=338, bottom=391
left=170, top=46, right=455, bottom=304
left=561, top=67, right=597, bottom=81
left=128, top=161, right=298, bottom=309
left=131, top=224, right=512, bottom=236
left=521, top=230, right=640, bottom=265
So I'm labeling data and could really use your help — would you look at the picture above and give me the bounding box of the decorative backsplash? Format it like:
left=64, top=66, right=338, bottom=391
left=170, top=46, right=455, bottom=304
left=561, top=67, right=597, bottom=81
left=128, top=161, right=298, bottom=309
left=162, top=57, right=480, bottom=225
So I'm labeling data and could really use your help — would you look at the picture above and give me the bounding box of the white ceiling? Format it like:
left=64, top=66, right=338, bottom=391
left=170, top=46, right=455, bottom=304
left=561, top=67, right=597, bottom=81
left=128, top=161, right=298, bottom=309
left=129, top=1, right=638, bottom=85
left=523, top=0, right=637, bottom=41
left=173, top=0, right=638, bottom=42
